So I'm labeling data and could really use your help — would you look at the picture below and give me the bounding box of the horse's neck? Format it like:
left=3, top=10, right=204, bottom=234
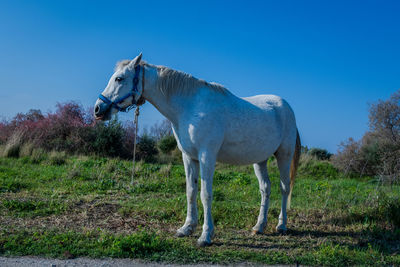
left=142, top=65, right=183, bottom=125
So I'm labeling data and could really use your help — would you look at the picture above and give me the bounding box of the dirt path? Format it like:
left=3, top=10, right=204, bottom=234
left=0, top=256, right=293, bottom=267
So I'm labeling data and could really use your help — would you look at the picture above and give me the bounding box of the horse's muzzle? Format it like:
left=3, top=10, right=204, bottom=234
left=94, top=101, right=110, bottom=120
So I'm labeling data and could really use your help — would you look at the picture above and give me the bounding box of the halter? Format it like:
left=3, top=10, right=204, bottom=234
left=98, top=65, right=142, bottom=112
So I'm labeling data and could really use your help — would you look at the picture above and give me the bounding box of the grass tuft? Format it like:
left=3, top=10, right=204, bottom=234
left=0, top=180, right=30, bottom=193
left=2, top=199, right=67, bottom=217
left=48, top=151, right=67, bottom=165
left=3, top=131, right=24, bottom=158
left=30, top=148, right=47, bottom=164
left=19, top=143, right=35, bottom=157
left=298, top=154, right=339, bottom=179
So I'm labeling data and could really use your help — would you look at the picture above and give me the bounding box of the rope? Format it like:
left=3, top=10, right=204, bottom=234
left=131, top=106, right=140, bottom=185
left=131, top=64, right=145, bottom=186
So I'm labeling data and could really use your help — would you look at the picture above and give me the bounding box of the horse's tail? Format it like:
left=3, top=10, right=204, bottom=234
left=287, top=129, right=301, bottom=209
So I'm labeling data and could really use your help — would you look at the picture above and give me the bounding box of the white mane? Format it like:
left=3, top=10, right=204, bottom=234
left=156, top=66, right=228, bottom=98
left=115, top=60, right=229, bottom=98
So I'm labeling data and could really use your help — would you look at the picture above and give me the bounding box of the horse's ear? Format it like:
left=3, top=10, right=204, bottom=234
left=128, top=53, right=142, bottom=70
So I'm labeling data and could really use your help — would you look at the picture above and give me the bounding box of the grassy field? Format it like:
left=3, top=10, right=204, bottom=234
left=0, top=153, right=399, bottom=266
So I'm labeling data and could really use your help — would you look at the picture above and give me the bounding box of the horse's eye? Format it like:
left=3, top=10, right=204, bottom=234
left=115, top=77, right=124, bottom=82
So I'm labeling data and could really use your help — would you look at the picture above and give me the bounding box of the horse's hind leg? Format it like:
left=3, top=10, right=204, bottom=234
left=275, top=146, right=294, bottom=233
left=252, top=160, right=271, bottom=235
left=176, top=153, right=199, bottom=237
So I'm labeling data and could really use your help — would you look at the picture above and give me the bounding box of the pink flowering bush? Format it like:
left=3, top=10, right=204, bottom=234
left=0, top=102, right=136, bottom=159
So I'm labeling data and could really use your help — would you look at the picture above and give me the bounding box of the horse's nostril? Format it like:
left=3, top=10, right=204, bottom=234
left=95, top=105, right=100, bottom=114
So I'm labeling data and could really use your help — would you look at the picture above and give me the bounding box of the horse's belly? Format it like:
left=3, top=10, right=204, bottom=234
left=217, top=140, right=279, bottom=165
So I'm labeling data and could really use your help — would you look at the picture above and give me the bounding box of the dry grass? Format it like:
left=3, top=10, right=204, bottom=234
left=0, top=197, right=163, bottom=235
left=48, top=151, right=67, bottom=165
left=19, top=143, right=35, bottom=157
left=2, top=130, right=24, bottom=158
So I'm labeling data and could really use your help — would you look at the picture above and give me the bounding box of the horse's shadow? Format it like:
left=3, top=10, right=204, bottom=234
left=212, top=226, right=399, bottom=253
left=212, top=228, right=363, bottom=250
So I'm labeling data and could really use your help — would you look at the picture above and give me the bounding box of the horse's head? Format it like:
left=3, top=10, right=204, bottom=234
left=94, top=53, right=144, bottom=121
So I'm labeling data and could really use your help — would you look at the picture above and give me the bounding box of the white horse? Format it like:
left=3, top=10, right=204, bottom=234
left=94, top=53, right=301, bottom=247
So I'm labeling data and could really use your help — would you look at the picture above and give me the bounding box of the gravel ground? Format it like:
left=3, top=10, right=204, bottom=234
left=0, top=257, right=295, bottom=267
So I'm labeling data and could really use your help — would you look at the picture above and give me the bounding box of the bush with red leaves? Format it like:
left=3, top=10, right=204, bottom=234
left=0, top=102, right=136, bottom=159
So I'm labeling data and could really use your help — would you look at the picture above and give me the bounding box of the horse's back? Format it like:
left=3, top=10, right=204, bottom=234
left=243, top=94, right=291, bottom=115
left=215, top=94, right=296, bottom=165
left=242, top=94, right=283, bottom=109
left=243, top=94, right=296, bottom=132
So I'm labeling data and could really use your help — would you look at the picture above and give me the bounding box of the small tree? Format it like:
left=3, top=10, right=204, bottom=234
left=137, top=134, right=158, bottom=162
left=92, top=117, right=125, bottom=157
left=149, top=119, right=173, bottom=140
left=308, top=147, right=332, bottom=160
left=333, top=89, right=400, bottom=181
left=158, top=135, right=177, bottom=154
left=369, top=91, right=400, bottom=143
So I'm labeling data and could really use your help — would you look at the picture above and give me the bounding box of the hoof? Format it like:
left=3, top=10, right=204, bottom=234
left=251, top=229, right=263, bottom=236
left=197, top=240, right=212, bottom=247
left=276, top=228, right=287, bottom=235
left=276, top=223, right=288, bottom=235
left=197, top=229, right=214, bottom=247
left=175, top=231, right=186, bottom=238
left=175, top=224, right=196, bottom=237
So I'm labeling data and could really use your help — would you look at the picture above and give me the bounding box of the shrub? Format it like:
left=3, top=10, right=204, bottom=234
left=92, top=118, right=126, bottom=157
left=308, top=147, right=332, bottom=160
left=332, top=133, right=382, bottom=177
left=0, top=121, right=13, bottom=145
left=333, top=90, right=400, bottom=182
left=0, top=102, right=138, bottom=159
left=0, top=102, right=176, bottom=161
left=358, top=191, right=400, bottom=229
left=136, top=135, right=158, bottom=162
left=381, top=196, right=400, bottom=228
left=298, top=154, right=339, bottom=179
left=121, top=121, right=137, bottom=159
left=158, top=135, right=177, bottom=154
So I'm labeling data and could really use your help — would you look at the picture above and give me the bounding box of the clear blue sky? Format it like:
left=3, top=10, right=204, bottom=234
left=0, top=0, right=399, bottom=152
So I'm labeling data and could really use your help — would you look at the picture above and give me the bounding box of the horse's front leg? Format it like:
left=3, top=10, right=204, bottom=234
left=252, top=160, right=271, bottom=235
left=197, top=151, right=216, bottom=247
left=176, top=153, right=199, bottom=237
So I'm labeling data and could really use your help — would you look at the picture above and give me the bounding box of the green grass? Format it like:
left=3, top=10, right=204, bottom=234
left=0, top=155, right=399, bottom=266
